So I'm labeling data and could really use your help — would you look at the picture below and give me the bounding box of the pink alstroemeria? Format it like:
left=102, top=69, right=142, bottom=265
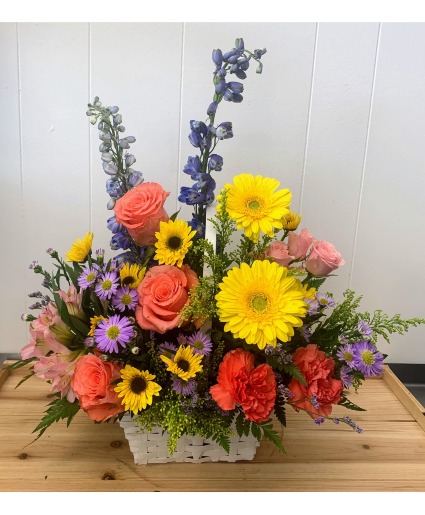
left=58, top=285, right=85, bottom=320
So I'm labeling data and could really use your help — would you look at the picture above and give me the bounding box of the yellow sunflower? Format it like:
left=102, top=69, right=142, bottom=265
left=281, top=211, right=302, bottom=231
left=88, top=315, right=107, bottom=337
left=219, top=174, right=292, bottom=242
left=114, top=365, right=162, bottom=414
left=65, top=232, right=93, bottom=262
left=119, top=263, right=146, bottom=289
left=154, top=219, right=196, bottom=268
left=215, top=260, right=307, bottom=349
left=160, top=345, right=203, bottom=381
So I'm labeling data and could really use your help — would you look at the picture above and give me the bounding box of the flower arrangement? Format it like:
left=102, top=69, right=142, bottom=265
left=12, top=37, right=425, bottom=458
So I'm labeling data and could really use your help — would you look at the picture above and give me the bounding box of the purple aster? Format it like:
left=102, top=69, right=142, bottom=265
left=78, top=266, right=99, bottom=290
left=186, top=330, right=213, bottom=355
left=340, top=365, right=353, bottom=389
left=94, top=314, right=134, bottom=353
left=172, top=378, right=196, bottom=396
left=94, top=271, right=119, bottom=300
left=305, top=298, right=320, bottom=315
left=299, top=324, right=312, bottom=342
left=316, top=292, right=336, bottom=308
left=358, top=319, right=373, bottom=338
left=158, top=341, right=178, bottom=355
left=112, top=286, right=138, bottom=312
left=336, top=344, right=356, bottom=368
left=177, top=334, right=187, bottom=346
left=352, top=340, right=384, bottom=377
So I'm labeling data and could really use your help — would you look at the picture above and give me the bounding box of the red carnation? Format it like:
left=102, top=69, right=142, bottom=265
left=210, top=348, right=276, bottom=423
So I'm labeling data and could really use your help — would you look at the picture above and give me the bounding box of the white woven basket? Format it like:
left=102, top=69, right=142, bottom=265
left=119, top=414, right=260, bottom=464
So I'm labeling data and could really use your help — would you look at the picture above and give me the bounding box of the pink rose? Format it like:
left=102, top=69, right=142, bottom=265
left=114, top=182, right=170, bottom=246
left=305, top=239, right=345, bottom=276
left=136, top=264, right=199, bottom=333
left=71, top=354, right=124, bottom=422
left=287, top=229, right=313, bottom=260
left=264, top=241, right=295, bottom=267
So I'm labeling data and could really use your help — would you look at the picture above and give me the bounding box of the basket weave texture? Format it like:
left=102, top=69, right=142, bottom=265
left=119, top=414, right=260, bottom=464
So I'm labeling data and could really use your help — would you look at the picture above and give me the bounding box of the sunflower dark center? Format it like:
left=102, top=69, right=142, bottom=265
left=122, top=276, right=135, bottom=286
left=177, top=359, right=190, bottom=372
left=167, top=236, right=182, bottom=250
left=130, top=376, right=147, bottom=394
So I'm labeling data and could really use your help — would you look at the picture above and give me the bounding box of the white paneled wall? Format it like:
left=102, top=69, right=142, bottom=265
left=1, top=22, right=424, bottom=363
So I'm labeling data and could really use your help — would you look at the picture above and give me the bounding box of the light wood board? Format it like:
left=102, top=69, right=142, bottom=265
left=1, top=363, right=425, bottom=492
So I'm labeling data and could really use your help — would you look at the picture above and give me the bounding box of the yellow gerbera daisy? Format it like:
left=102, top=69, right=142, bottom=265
left=154, top=219, right=196, bottom=268
left=219, top=174, right=292, bottom=242
left=65, top=232, right=93, bottom=262
left=114, top=365, right=162, bottom=414
left=299, top=285, right=316, bottom=300
left=88, top=315, right=107, bottom=337
left=160, top=345, right=203, bottom=381
left=215, top=260, right=307, bottom=349
left=119, top=263, right=146, bottom=289
left=281, top=211, right=302, bottom=231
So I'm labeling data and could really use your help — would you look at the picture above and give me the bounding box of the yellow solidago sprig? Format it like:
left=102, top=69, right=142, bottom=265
left=215, top=259, right=307, bottom=349
left=115, top=365, right=162, bottom=414
left=65, top=232, right=93, bottom=262
left=154, top=219, right=196, bottom=267
left=160, top=345, right=203, bottom=381
left=219, top=173, right=292, bottom=243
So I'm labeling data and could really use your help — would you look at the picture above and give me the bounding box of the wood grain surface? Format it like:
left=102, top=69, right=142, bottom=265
left=1, top=364, right=424, bottom=492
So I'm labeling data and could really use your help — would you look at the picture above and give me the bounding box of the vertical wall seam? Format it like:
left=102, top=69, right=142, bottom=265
left=298, top=22, right=319, bottom=213
left=349, top=22, right=382, bottom=288
left=176, top=22, right=186, bottom=213
left=16, top=23, right=27, bottom=313
left=88, top=22, right=93, bottom=232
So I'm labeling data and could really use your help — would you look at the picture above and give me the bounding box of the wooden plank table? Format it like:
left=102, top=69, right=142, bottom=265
left=1, top=363, right=425, bottom=492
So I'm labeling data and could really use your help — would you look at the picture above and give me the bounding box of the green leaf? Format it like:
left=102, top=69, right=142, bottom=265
left=29, top=397, right=80, bottom=445
left=274, top=396, right=287, bottom=427
left=15, top=371, right=35, bottom=389
left=5, top=358, right=36, bottom=370
left=242, top=418, right=251, bottom=437
left=169, top=208, right=181, bottom=222
left=282, top=364, right=307, bottom=386
left=306, top=276, right=327, bottom=290
left=260, top=420, right=286, bottom=454
left=338, top=396, right=367, bottom=412
left=235, top=411, right=245, bottom=438
left=212, top=433, right=230, bottom=454
left=250, top=422, right=262, bottom=441
left=69, top=315, right=90, bottom=337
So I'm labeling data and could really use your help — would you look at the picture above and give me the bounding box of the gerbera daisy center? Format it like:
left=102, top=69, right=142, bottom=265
left=177, top=359, right=190, bottom=372
left=167, top=236, right=182, bottom=250
left=130, top=376, right=147, bottom=394
left=361, top=350, right=375, bottom=365
left=247, top=197, right=262, bottom=211
left=106, top=325, right=120, bottom=340
left=250, top=293, right=269, bottom=313
left=102, top=279, right=113, bottom=291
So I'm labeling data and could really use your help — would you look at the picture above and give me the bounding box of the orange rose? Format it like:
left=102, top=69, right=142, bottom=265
left=288, top=344, right=343, bottom=418
left=114, top=182, right=170, bottom=246
left=71, top=354, right=124, bottom=422
left=210, top=348, right=276, bottom=423
left=135, top=264, right=199, bottom=333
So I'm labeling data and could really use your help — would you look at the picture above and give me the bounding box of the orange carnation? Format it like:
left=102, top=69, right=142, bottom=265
left=288, top=344, right=343, bottom=418
left=210, top=348, right=276, bottom=423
